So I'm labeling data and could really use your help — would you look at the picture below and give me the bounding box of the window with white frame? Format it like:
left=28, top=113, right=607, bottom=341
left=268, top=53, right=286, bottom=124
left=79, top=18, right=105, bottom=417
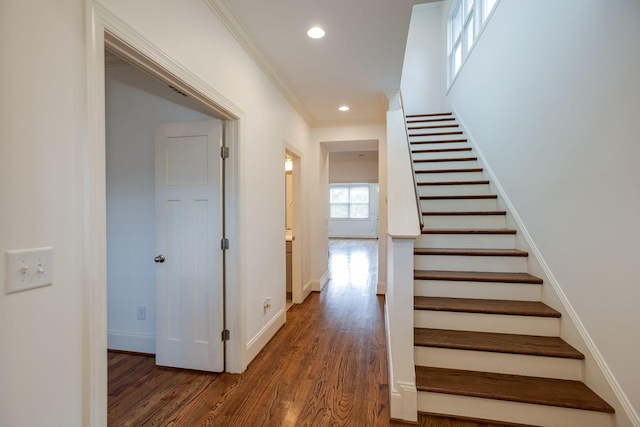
left=448, top=0, right=498, bottom=82
left=329, top=184, right=369, bottom=219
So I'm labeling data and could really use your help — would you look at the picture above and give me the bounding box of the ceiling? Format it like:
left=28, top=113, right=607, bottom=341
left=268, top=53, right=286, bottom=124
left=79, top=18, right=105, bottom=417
left=214, top=0, right=429, bottom=125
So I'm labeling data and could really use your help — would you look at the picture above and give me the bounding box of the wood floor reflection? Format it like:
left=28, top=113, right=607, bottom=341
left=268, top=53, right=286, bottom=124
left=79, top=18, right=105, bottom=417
left=109, top=238, right=391, bottom=426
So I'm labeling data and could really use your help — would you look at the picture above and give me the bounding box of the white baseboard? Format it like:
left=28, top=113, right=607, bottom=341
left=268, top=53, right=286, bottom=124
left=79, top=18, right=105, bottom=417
left=452, top=105, right=640, bottom=427
left=245, top=307, right=286, bottom=365
left=312, top=270, right=330, bottom=292
left=377, top=281, right=387, bottom=295
left=107, top=330, right=155, bottom=354
left=320, top=270, right=329, bottom=289
left=303, top=280, right=313, bottom=294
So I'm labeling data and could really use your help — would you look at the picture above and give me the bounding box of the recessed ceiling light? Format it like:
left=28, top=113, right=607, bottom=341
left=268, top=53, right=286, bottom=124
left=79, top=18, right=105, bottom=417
left=338, top=105, right=350, bottom=112
left=307, top=27, right=325, bottom=39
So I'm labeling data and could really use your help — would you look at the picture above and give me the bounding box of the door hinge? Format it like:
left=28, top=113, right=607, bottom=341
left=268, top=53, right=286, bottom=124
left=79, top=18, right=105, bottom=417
left=221, top=329, right=230, bottom=341
left=220, top=146, right=229, bottom=159
left=221, top=238, right=230, bottom=250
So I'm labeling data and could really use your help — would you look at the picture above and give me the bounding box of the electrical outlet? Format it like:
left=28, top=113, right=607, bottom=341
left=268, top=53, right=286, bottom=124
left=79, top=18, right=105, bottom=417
left=137, top=305, right=146, bottom=320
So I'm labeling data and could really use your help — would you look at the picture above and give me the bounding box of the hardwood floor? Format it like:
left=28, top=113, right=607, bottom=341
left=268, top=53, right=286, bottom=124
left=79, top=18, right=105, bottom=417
left=108, top=239, right=510, bottom=426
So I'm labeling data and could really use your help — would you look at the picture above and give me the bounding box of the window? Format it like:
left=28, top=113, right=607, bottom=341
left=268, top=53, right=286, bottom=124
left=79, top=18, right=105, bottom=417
left=448, top=0, right=499, bottom=83
left=330, top=184, right=369, bottom=219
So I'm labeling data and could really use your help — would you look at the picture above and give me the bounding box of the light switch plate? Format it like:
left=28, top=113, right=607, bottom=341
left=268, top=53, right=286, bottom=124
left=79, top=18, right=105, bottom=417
left=5, top=247, right=53, bottom=294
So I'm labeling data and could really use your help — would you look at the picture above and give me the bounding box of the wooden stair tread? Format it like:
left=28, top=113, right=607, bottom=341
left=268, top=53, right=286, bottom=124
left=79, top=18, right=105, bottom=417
left=423, top=210, right=505, bottom=215
left=412, top=147, right=472, bottom=154
left=414, top=248, right=528, bottom=257
left=407, top=112, right=452, bottom=118
left=410, top=139, right=468, bottom=145
left=414, top=270, right=543, bottom=284
left=408, top=124, right=459, bottom=130
left=421, top=195, right=496, bottom=200
left=410, top=131, right=464, bottom=137
left=414, top=157, right=477, bottom=163
left=415, top=367, right=614, bottom=413
left=418, top=181, right=490, bottom=187
left=422, top=228, right=516, bottom=235
left=416, top=168, right=483, bottom=174
left=414, top=328, right=584, bottom=359
left=414, top=297, right=560, bottom=318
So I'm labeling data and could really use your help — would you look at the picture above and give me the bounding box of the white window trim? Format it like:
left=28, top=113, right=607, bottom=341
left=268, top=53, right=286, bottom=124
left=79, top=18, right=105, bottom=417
left=447, top=0, right=502, bottom=91
left=329, top=184, right=371, bottom=220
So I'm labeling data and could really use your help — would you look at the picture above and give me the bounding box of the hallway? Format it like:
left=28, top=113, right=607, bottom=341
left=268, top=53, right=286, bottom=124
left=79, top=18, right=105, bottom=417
left=108, top=239, right=393, bottom=426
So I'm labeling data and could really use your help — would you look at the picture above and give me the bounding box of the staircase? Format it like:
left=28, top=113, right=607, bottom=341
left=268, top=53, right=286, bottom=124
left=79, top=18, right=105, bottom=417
left=406, top=112, right=614, bottom=427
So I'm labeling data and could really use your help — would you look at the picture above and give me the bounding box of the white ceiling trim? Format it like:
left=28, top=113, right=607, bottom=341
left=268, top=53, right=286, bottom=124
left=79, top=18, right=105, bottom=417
left=204, top=0, right=314, bottom=125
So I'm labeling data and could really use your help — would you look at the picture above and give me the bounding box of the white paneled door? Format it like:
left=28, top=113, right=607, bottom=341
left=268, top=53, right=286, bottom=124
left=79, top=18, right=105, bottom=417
left=155, top=119, right=223, bottom=372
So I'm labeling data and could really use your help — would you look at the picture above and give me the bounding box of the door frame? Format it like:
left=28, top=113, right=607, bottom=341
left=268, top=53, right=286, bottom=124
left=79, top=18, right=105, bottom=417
left=284, top=144, right=305, bottom=304
left=85, top=3, right=245, bottom=424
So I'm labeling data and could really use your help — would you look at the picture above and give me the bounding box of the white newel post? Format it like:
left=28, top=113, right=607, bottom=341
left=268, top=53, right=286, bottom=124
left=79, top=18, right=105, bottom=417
left=385, top=90, right=421, bottom=421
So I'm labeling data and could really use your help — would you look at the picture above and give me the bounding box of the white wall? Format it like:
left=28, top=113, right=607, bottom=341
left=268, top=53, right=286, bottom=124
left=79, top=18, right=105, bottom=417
left=0, top=1, right=85, bottom=425
left=105, top=64, right=216, bottom=353
left=329, top=158, right=379, bottom=183
left=445, top=1, right=640, bottom=423
left=401, top=2, right=446, bottom=115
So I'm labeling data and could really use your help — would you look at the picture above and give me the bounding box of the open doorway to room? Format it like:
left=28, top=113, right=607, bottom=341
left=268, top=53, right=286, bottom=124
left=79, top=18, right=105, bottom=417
left=104, top=50, right=228, bottom=372
left=284, top=149, right=303, bottom=306
left=326, top=148, right=381, bottom=290
left=96, top=31, right=243, bottom=391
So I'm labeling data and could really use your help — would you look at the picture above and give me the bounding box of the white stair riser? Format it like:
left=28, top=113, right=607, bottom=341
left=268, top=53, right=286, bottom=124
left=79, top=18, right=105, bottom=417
left=411, top=150, right=472, bottom=161
left=414, top=347, right=583, bottom=381
left=417, top=392, right=612, bottom=427
left=414, top=310, right=560, bottom=336
left=423, top=215, right=506, bottom=229
left=414, top=279, right=541, bottom=301
left=414, top=161, right=479, bottom=171
left=411, top=141, right=468, bottom=151
left=415, top=233, right=514, bottom=249
left=414, top=254, right=527, bottom=273
left=420, top=198, right=497, bottom=212
left=408, top=116, right=454, bottom=121
left=416, top=171, right=484, bottom=183
left=419, top=184, right=491, bottom=196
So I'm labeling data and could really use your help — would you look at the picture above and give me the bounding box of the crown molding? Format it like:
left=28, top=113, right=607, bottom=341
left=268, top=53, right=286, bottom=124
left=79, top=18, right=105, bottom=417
left=204, top=0, right=314, bottom=125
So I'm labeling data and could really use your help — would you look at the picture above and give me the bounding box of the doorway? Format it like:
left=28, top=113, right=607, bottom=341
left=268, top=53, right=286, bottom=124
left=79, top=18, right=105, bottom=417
left=104, top=57, right=223, bottom=369
left=87, top=8, right=246, bottom=423
left=284, top=149, right=304, bottom=305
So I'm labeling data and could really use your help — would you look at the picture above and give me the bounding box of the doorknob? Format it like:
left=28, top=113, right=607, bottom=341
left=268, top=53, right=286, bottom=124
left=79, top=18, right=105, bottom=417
left=154, top=255, right=165, bottom=263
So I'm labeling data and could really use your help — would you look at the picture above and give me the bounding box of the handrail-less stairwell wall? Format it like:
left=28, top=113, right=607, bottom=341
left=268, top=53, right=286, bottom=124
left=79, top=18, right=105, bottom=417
left=384, top=91, right=421, bottom=422
left=443, top=2, right=640, bottom=424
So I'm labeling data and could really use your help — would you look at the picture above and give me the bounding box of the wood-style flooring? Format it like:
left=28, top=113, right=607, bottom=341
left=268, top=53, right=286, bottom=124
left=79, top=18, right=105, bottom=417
left=108, top=239, right=510, bottom=427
